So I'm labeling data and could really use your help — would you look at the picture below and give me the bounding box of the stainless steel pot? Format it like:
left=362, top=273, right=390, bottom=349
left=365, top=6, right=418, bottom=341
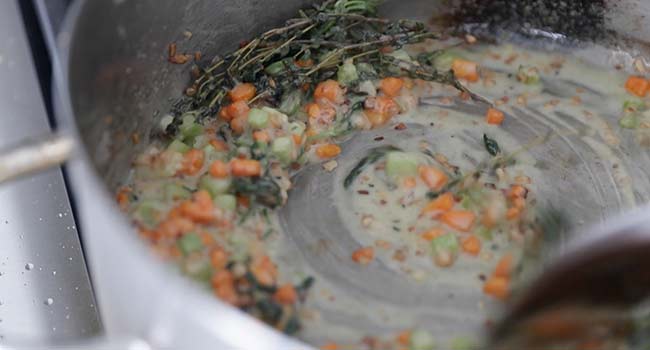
left=14, top=0, right=650, bottom=348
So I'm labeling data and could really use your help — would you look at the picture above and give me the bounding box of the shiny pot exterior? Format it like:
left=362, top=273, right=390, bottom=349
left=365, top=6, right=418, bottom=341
left=53, top=0, right=650, bottom=349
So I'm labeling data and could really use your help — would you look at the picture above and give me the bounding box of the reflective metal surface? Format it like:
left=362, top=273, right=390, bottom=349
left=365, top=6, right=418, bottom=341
left=0, top=0, right=100, bottom=344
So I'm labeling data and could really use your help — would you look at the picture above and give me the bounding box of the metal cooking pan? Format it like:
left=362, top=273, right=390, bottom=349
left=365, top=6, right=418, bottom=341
left=6, top=0, right=650, bottom=348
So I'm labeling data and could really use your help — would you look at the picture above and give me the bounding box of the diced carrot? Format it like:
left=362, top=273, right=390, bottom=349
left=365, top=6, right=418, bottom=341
left=439, top=210, right=476, bottom=232
left=483, top=276, right=510, bottom=300
left=209, top=139, right=229, bottom=151
left=452, top=59, right=480, bottom=82
left=316, top=143, right=342, bottom=159
left=625, top=76, right=650, bottom=97
left=220, top=100, right=251, bottom=121
left=201, top=231, right=215, bottom=246
left=506, top=207, right=520, bottom=220
left=179, top=149, right=205, bottom=176
left=486, top=108, right=505, bottom=125
left=253, top=130, right=271, bottom=143
left=364, top=110, right=390, bottom=127
left=212, top=270, right=238, bottom=305
left=418, top=165, right=448, bottom=191
left=179, top=190, right=215, bottom=223
left=513, top=197, right=527, bottom=210
left=421, top=228, right=445, bottom=241
left=230, top=115, right=248, bottom=135
left=273, top=284, right=298, bottom=305
left=292, top=134, right=302, bottom=145
left=321, top=343, right=340, bottom=350
left=396, top=330, right=411, bottom=346
left=209, top=160, right=230, bottom=178
left=364, top=96, right=400, bottom=127
left=380, top=77, right=404, bottom=97
left=461, top=235, right=481, bottom=256
left=230, top=159, right=262, bottom=177
left=402, top=176, right=417, bottom=189
left=421, top=192, right=455, bottom=218
left=374, top=96, right=400, bottom=117
left=210, top=246, right=229, bottom=270
left=508, top=185, right=528, bottom=199
left=116, top=187, right=131, bottom=209
left=250, top=255, right=278, bottom=286
left=228, top=83, right=256, bottom=102
left=307, top=102, right=336, bottom=127
left=494, top=254, right=513, bottom=279
left=157, top=217, right=195, bottom=238
left=351, top=247, right=374, bottom=265
left=314, top=80, right=344, bottom=104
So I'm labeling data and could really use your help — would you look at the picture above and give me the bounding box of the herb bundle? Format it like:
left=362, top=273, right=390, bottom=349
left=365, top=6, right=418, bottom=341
left=167, top=0, right=475, bottom=133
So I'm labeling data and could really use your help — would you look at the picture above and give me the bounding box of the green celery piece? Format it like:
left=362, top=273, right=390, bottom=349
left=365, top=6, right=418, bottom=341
left=620, top=114, right=639, bottom=129
left=178, top=233, right=203, bottom=255
left=167, top=139, right=191, bottom=154
left=410, top=329, right=436, bottom=350
left=248, top=108, right=270, bottom=129
left=215, top=194, right=237, bottom=211
left=337, top=59, right=359, bottom=86
left=450, top=337, right=476, bottom=350
left=385, top=151, right=418, bottom=179
left=134, top=201, right=162, bottom=228
left=272, top=137, right=294, bottom=164
left=182, top=256, right=213, bottom=282
left=433, top=50, right=462, bottom=71
left=163, top=183, right=192, bottom=201
left=431, top=233, right=459, bottom=255
left=199, top=176, right=232, bottom=197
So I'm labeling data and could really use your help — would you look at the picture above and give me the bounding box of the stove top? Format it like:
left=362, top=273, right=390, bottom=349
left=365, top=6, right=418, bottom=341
left=0, top=0, right=100, bottom=344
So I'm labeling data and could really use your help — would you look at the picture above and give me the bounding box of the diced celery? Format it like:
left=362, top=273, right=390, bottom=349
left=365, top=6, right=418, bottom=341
left=385, top=152, right=419, bottom=179
left=215, top=194, right=237, bottom=211
left=358, top=80, right=377, bottom=96
left=289, top=121, right=306, bottom=136
left=199, top=175, right=231, bottom=197
left=272, top=137, right=294, bottom=163
left=450, top=337, right=475, bottom=350
left=228, top=234, right=249, bottom=262
left=179, top=114, right=203, bottom=142
left=431, top=233, right=459, bottom=255
left=477, top=227, right=493, bottom=241
left=337, top=59, right=359, bottom=86
left=433, top=50, right=462, bottom=71
left=182, top=257, right=213, bottom=282
left=192, top=134, right=210, bottom=149
left=620, top=114, right=639, bottom=129
left=163, top=183, right=192, bottom=201
left=167, top=139, right=191, bottom=154
left=203, top=144, right=226, bottom=162
left=134, top=201, right=162, bottom=228
left=248, top=108, right=270, bottom=129
left=265, top=60, right=286, bottom=76
left=624, top=99, right=645, bottom=112
left=177, top=233, right=203, bottom=255
left=517, top=65, right=540, bottom=85
left=410, top=329, right=436, bottom=350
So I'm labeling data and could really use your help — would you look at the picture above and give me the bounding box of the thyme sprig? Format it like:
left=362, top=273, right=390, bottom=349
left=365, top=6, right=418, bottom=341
left=168, top=0, right=480, bottom=131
